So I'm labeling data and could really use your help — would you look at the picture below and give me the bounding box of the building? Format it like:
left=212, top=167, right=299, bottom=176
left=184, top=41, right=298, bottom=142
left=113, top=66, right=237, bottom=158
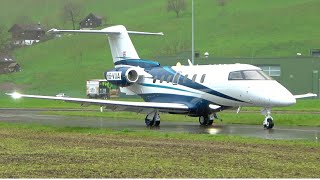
left=79, top=13, right=103, bottom=29
left=310, top=49, right=320, bottom=57
left=0, top=55, right=20, bottom=74
left=8, top=23, right=45, bottom=45
left=156, top=55, right=320, bottom=97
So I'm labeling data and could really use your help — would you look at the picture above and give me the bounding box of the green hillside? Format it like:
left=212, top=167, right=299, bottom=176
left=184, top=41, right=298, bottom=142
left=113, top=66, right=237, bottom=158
left=1, top=0, right=320, bottom=97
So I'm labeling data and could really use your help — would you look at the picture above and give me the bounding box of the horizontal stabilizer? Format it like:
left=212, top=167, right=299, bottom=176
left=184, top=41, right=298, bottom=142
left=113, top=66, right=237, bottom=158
left=294, top=93, right=317, bottom=99
left=48, top=28, right=121, bottom=34
left=48, top=27, right=163, bottom=36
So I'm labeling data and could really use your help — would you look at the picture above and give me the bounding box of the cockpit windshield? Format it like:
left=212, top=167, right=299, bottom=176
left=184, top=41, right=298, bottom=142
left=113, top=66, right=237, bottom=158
left=228, top=70, right=272, bottom=80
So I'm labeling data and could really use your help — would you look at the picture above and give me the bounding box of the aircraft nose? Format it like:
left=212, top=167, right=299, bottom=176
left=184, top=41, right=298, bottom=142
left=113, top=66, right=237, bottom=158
left=271, top=93, right=296, bottom=106
left=249, top=81, right=296, bottom=107
left=268, top=87, right=296, bottom=107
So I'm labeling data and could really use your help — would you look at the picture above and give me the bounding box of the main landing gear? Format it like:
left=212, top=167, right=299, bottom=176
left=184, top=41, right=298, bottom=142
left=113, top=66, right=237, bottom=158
left=145, top=110, right=160, bottom=127
left=199, top=114, right=220, bottom=126
left=262, top=108, right=274, bottom=129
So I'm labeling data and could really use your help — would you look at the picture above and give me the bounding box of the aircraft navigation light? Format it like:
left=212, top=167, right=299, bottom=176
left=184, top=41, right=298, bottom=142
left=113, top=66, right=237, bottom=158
left=11, top=92, right=22, bottom=99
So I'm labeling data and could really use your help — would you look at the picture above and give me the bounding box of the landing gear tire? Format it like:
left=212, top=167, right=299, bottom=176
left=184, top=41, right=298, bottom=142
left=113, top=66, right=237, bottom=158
left=145, top=118, right=155, bottom=126
left=199, top=116, right=209, bottom=126
left=207, top=120, right=214, bottom=126
left=155, top=121, right=160, bottom=127
left=264, top=117, right=274, bottom=129
left=145, top=111, right=160, bottom=127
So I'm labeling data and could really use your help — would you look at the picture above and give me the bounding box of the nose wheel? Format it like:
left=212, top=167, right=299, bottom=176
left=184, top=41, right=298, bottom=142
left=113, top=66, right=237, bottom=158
left=261, top=108, right=275, bottom=129
left=263, top=116, right=274, bottom=129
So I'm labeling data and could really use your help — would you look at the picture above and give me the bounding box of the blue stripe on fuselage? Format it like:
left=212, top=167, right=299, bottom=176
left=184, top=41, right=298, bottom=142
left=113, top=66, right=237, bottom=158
left=147, top=66, right=247, bottom=103
left=138, top=83, right=201, bottom=94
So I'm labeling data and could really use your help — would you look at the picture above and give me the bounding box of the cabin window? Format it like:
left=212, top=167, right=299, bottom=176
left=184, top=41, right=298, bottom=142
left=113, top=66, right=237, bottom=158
left=153, top=76, right=157, bottom=83
left=200, top=74, right=206, bottom=83
left=160, top=75, right=165, bottom=83
left=192, top=74, right=197, bottom=83
left=183, top=74, right=188, bottom=83
left=172, top=73, right=180, bottom=84
left=167, top=75, right=172, bottom=83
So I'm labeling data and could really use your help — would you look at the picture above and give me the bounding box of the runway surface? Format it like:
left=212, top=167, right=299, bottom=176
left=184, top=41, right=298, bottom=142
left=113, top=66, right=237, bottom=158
left=0, top=108, right=319, bottom=141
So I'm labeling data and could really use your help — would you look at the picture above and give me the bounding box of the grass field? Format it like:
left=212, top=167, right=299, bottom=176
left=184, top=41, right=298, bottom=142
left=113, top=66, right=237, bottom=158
left=1, top=0, right=319, bottom=57
left=0, top=122, right=319, bottom=178
left=1, top=1, right=320, bottom=178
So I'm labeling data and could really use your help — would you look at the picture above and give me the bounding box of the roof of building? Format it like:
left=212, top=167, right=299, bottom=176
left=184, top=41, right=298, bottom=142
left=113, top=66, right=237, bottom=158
left=90, top=13, right=103, bottom=20
left=80, top=13, right=103, bottom=23
left=8, top=23, right=45, bottom=32
left=8, top=62, right=19, bottom=68
left=0, top=55, right=15, bottom=62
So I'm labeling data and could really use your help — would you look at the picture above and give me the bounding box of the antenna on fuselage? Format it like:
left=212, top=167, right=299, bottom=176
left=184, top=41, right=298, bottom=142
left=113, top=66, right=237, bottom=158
left=188, top=59, right=193, bottom=66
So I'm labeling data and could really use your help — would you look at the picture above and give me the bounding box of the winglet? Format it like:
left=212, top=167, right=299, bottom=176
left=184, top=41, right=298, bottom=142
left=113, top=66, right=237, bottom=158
left=6, top=92, right=22, bottom=99
left=47, top=28, right=58, bottom=33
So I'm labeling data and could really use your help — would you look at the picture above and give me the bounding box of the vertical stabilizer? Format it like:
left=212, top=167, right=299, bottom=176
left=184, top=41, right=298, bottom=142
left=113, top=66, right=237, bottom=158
left=106, top=25, right=139, bottom=63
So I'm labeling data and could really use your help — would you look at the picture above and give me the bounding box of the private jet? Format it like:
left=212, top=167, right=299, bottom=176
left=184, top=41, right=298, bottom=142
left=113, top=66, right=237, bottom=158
left=7, top=25, right=317, bottom=129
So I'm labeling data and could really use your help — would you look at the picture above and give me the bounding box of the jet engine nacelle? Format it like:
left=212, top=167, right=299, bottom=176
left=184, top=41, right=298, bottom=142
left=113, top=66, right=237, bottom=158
left=104, top=67, right=141, bottom=87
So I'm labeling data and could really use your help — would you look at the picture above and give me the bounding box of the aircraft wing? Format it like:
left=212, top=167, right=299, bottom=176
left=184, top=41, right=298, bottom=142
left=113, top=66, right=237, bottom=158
left=294, top=93, right=317, bottom=99
left=6, top=93, right=189, bottom=114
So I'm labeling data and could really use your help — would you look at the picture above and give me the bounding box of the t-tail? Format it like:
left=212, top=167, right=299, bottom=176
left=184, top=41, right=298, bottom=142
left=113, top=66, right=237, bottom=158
left=48, top=25, right=163, bottom=65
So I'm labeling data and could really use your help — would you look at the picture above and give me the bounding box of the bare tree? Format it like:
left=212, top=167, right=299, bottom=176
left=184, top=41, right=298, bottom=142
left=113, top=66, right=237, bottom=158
left=217, top=0, right=227, bottom=7
left=167, top=0, right=187, bottom=18
left=61, top=1, right=84, bottom=30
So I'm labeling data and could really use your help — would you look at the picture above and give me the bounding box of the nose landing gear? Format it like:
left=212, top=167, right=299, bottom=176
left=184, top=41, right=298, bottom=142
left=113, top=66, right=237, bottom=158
left=263, top=116, right=274, bottom=129
left=262, top=108, right=274, bottom=129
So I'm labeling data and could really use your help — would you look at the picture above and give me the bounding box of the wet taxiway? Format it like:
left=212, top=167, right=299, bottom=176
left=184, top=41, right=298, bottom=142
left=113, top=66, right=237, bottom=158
left=0, top=108, right=319, bottom=141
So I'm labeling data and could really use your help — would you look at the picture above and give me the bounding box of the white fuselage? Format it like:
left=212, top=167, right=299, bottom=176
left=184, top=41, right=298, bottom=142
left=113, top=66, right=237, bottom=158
left=122, top=64, right=296, bottom=109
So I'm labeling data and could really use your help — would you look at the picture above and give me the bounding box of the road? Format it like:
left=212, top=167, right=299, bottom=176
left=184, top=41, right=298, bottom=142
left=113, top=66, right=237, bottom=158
left=0, top=108, right=319, bottom=141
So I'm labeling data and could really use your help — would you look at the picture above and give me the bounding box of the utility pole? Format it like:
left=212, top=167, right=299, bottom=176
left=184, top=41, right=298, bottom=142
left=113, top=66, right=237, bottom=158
left=191, top=0, right=194, bottom=64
